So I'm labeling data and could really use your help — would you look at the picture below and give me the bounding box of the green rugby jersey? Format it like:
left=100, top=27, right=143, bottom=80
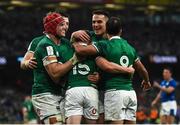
left=60, top=37, right=98, bottom=89
left=32, top=36, right=63, bottom=95
left=93, top=36, right=139, bottom=91
left=88, top=31, right=107, bottom=90
left=27, top=35, right=45, bottom=53
left=57, top=37, right=73, bottom=63
left=67, top=58, right=98, bottom=89
left=23, top=100, right=37, bottom=120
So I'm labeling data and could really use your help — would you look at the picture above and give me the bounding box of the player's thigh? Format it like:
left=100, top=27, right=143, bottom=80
left=169, top=101, right=177, bottom=116
left=160, top=115, right=167, bottom=124
left=66, top=115, right=82, bottom=124
left=104, top=90, right=137, bottom=122
left=65, top=87, right=84, bottom=118
left=83, top=87, right=99, bottom=120
left=167, top=115, right=175, bottom=124
left=125, top=90, right=137, bottom=122
left=104, top=90, right=125, bottom=121
left=160, top=101, right=177, bottom=119
left=32, top=93, right=63, bottom=121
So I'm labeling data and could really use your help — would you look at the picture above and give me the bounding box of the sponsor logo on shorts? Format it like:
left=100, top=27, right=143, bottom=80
left=91, top=108, right=97, bottom=115
left=36, top=108, right=41, bottom=116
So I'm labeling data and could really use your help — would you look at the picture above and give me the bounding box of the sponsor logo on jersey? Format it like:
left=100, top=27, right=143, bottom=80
left=46, top=46, right=54, bottom=56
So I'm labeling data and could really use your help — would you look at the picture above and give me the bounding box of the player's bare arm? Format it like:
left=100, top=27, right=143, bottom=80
left=73, top=42, right=98, bottom=56
left=133, top=59, right=151, bottom=91
left=87, top=72, right=100, bottom=84
left=44, top=54, right=79, bottom=83
left=151, top=91, right=161, bottom=106
left=21, top=52, right=37, bottom=70
left=153, top=81, right=175, bottom=93
left=96, top=56, right=135, bottom=74
left=22, top=107, right=28, bottom=123
left=73, top=43, right=135, bottom=74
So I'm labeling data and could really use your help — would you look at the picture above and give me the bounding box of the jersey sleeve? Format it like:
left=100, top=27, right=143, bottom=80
left=92, top=40, right=107, bottom=56
left=160, top=81, right=164, bottom=87
left=27, top=38, right=39, bottom=53
left=37, top=43, right=58, bottom=66
left=169, top=80, right=176, bottom=88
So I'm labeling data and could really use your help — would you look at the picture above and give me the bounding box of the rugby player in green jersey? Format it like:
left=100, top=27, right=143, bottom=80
left=70, top=10, right=109, bottom=123
left=22, top=95, right=37, bottom=124
left=71, top=10, right=136, bottom=124
left=72, top=17, right=151, bottom=124
left=63, top=41, right=134, bottom=124
left=20, top=12, right=69, bottom=70
left=31, top=12, right=79, bottom=124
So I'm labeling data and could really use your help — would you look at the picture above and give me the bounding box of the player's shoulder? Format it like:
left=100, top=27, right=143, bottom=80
left=121, top=37, right=136, bottom=51
left=170, top=79, right=176, bottom=84
left=38, top=36, right=53, bottom=46
left=31, top=35, right=45, bottom=44
left=61, top=37, right=71, bottom=45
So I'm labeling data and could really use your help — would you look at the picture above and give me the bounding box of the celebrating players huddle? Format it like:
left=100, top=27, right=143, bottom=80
left=21, top=10, right=151, bottom=124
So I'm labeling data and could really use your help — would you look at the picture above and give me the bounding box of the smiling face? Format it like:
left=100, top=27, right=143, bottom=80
left=63, top=17, right=69, bottom=33
left=92, top=14, right=108, bottom=36
left=56, top=21, right=66, bottom=37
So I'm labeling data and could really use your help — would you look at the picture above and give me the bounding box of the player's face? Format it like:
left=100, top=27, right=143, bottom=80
left=63, top=17, right=69, bottom=33
left=56, top=21, right=66, bottom=37
left=163, top=69, right=172, bottom=80
left=92, top=14, right=107, bottom=36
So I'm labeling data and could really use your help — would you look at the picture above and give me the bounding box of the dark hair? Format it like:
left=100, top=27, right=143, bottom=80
left=164, top=67, right=173, bottom=74
left=92, top=9, right=110, bottom=18
left=106, top=17, right=122, bottom=35
left=55, top=10, right=69, bottom=18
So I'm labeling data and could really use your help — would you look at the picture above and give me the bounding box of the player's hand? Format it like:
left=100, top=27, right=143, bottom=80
left=69, top=53, right=79, bottom=65
left=141, top=80, right=151, bottom=91
left=153, top=81, right=160, bottom=88
left=151, top=100, right=157, bottom=107
left=25, top=58, right=37, bottom=69
left=88, top=72, right=100, bottom=84
left=71, top=30, right=90, bottom=43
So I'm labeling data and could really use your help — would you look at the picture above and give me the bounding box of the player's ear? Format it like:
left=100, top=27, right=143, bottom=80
left=120, top=29, right=122, bottom=36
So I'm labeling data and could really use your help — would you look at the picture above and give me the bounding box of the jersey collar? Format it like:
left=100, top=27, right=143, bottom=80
left=110, top=36, right=121, bottom=40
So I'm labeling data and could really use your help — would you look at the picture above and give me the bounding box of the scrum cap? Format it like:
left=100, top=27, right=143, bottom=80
left=43, top=12, right=64, bottom=36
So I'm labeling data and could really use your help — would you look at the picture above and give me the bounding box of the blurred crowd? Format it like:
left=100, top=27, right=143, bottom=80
left=0, top=9, right=180, bottom=56
left=0, top=86, right=24, bottom=123
left=0, top=7, right=180, bottom=124
left=123, top=21, right=180, bottom=56
left=136, top=84, right=180, bottom=124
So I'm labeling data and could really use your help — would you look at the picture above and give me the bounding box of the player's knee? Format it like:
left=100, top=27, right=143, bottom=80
left=43, top=115, right=63, bottom=124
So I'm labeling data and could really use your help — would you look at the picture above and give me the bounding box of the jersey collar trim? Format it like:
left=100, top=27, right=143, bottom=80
left=110, top=36, right=121, bottom=40
left=46, top=34, right=50, bottom=39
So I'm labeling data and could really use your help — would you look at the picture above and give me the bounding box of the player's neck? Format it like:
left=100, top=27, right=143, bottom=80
left=107, top=33, right=121, bottom=40
left=165, top=77, right=172, bottom=82
left=102, top=33, right=108, bottom=39
left=47, top=33, right=61, bottom=45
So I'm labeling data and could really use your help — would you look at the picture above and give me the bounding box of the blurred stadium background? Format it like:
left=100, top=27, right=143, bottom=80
left=0, top=0, right=180, bottom=124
